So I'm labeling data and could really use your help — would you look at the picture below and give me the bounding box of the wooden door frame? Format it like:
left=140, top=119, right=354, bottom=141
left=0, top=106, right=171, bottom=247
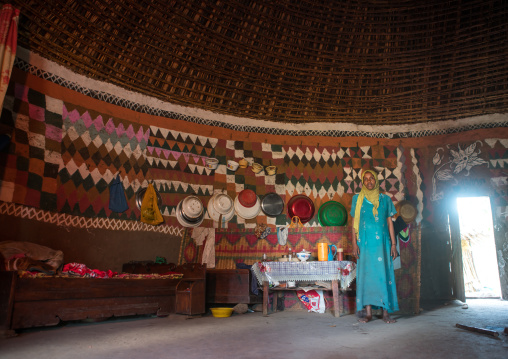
left=446, top=195, right=466, bottom=303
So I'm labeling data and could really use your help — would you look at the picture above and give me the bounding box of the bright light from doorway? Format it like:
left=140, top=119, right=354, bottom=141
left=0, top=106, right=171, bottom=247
left=456, top=196, right=502, bottom=298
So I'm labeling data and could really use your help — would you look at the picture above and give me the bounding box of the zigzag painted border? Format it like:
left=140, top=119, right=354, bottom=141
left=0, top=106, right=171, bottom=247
left=14, top=56, right=508, bottom=140
left=411, top=149, right=424, bottom=224
left=0, top=201, right=183, bottom=235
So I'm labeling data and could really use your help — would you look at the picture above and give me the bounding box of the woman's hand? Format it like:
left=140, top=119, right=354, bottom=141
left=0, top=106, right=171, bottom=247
left=390, top=244, right=398, bottom=260
left=387, top=216, right=398, bottom=260
left=351, top=224, right=360, bottom=258
left=353, top=243, right=360, bottom=258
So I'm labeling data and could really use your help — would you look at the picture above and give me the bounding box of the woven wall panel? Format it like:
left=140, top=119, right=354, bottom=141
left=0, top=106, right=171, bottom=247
left=9, top=0, right=508, bottom=125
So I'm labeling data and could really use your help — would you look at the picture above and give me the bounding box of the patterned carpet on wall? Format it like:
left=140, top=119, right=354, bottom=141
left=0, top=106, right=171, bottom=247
left=0, top=74, right=422, bottom=316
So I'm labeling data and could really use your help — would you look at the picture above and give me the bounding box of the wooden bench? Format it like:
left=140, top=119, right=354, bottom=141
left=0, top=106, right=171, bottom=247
left=0, top=263, right=205, bottom=335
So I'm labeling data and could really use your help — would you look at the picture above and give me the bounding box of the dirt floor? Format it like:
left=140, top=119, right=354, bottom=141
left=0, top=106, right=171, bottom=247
left=1, top=299, right=507, bottom=359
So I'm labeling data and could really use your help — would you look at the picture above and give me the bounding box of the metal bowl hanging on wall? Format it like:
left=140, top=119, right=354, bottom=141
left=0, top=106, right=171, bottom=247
left=135, top=186, right=163, bottom=210
left=260, top=192, right=284, bottom=217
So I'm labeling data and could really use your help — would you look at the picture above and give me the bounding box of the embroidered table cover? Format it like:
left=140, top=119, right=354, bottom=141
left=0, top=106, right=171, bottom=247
left=251, top=261, right=356, bottom=291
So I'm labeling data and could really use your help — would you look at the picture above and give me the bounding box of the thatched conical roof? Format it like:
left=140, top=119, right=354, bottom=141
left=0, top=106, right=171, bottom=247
left=7, top=0, right=508, bottom=125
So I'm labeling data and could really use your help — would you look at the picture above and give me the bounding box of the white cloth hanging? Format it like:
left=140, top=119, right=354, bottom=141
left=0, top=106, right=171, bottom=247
left=191, top=227, right=215, bottom=269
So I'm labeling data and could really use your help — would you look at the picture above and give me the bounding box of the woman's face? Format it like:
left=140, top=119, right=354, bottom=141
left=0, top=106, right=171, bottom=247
left=363, top=172, right=376, bottom=190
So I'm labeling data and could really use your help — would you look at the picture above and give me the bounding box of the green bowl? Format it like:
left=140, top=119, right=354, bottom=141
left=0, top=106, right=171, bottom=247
left=318, top=201, right=348, bottom=226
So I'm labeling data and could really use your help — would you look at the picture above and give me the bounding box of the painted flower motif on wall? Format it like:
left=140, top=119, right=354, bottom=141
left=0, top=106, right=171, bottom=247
left=431, top=141, right=488, bottom=201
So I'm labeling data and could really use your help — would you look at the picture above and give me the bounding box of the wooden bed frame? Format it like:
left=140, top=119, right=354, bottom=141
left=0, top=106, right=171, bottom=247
left=0, top=263, right=205, bottom=334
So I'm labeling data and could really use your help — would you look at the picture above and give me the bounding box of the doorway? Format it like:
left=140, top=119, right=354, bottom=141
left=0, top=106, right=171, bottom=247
left=456, top=196, right=502, bottom=298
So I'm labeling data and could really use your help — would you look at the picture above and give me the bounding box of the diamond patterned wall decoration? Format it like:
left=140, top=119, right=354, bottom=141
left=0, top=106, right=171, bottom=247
left=284, top=144, right=405, bottom=226
left=212, top=139, right=286, bottom=227
left=0, top=65, right=428, bottom=234
left=146, top=125, right=217, bottom=225
left=57, top=103, right=150, bottom=219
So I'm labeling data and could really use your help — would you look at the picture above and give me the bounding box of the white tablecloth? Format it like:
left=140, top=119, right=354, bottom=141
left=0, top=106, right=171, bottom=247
left=251, top=261, right=356, bottom=290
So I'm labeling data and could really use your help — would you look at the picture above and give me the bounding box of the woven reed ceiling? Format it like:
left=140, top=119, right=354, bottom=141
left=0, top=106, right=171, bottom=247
left=9, top=0, right=508, bottom=125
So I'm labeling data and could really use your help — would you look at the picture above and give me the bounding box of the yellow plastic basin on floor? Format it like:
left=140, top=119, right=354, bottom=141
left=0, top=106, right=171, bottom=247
left=210, top=307, right=234, bottom=318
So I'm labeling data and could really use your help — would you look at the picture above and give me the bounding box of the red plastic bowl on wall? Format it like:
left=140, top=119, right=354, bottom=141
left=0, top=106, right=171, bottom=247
left=238, top=189, right=257, bottom=208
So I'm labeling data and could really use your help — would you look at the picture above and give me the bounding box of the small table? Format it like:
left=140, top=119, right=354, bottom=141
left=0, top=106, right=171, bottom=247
left=251, top=261, right=356, bottom=317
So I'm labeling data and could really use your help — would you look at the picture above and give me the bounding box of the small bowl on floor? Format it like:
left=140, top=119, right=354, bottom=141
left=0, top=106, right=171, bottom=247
left=211, top=307, right=234, bottom=318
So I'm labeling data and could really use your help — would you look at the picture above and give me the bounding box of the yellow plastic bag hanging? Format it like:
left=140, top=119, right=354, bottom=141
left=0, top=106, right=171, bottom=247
left=140, top=183, right=164, bottom=225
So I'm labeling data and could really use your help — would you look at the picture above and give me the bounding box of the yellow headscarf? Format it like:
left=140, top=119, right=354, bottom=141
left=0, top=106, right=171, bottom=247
left=353, top=169, right=380, bottom=236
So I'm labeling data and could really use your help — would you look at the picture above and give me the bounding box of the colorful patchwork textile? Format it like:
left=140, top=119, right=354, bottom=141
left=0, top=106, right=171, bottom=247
left=0, top=82, right=63, bottom=210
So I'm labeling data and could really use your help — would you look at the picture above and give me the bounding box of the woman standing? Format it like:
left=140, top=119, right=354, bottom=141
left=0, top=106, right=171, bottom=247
left=350, top=169, right=399, bottom=323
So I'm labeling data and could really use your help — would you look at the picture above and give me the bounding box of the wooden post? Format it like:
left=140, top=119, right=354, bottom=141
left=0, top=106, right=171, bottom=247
left=263, top=281, right=269, bottom=316
left=0, top=271, right=17, bottom=337
left=332, top=279, right=340, bottom=318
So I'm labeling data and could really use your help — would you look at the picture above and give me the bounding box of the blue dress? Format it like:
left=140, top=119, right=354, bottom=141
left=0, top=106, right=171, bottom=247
left=350, top=193, right=399, bottom=313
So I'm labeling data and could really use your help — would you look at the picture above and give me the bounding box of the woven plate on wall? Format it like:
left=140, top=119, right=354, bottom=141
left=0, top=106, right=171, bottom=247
left=396, top=200, right=417, bottom=223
